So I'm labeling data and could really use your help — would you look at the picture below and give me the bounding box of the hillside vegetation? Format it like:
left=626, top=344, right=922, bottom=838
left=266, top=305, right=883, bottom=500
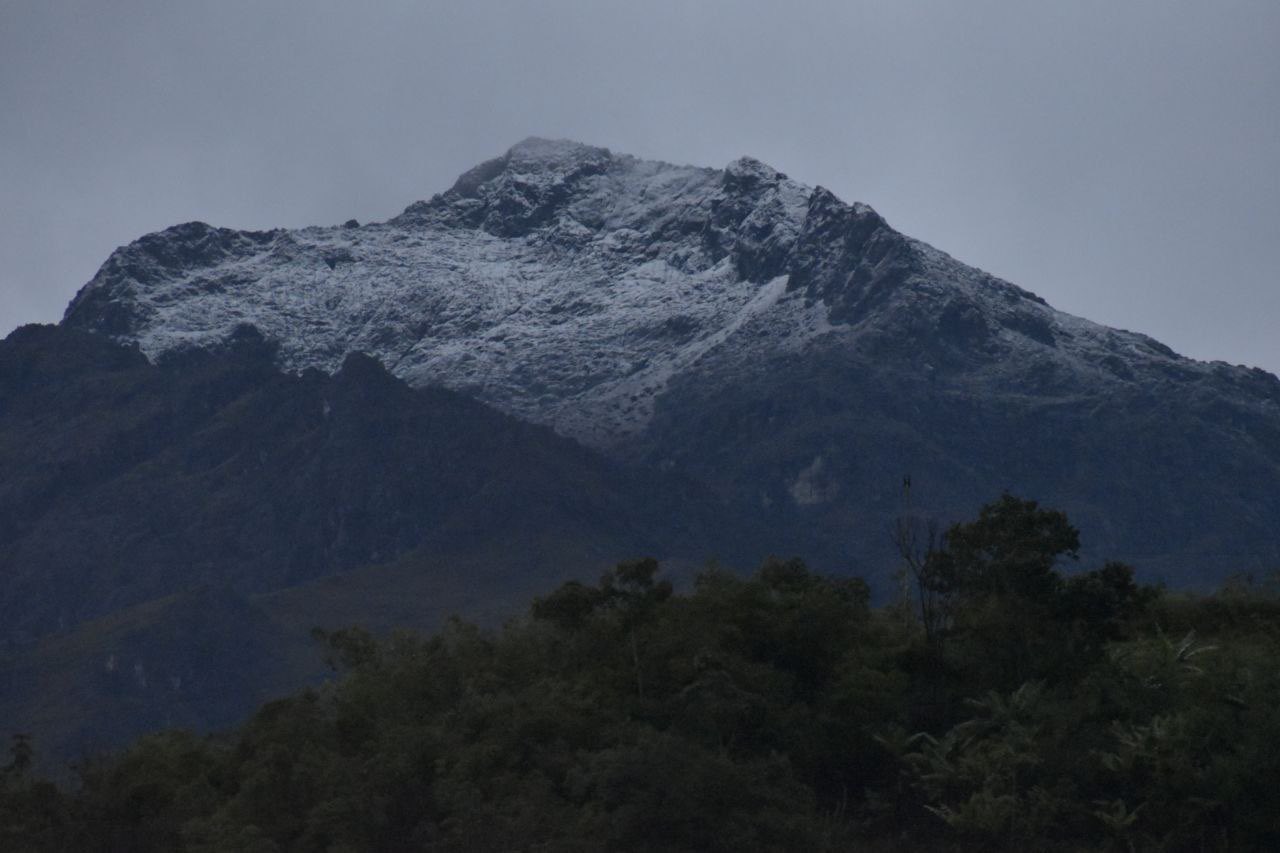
left=4, top=496, right=1279, bottom=851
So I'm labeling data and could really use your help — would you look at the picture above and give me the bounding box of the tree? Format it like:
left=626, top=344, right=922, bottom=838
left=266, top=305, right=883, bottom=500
left=2, top=734, right=33, bottom=781
left=930, top=493, right=1079, bottom=602
left=923, top=494, right=1080, bottom=689
left=919, top=494, right=1156, bottom=690
left=892, top=512, right=946, bottom=646
left=601, top=558, right=672, bottom=698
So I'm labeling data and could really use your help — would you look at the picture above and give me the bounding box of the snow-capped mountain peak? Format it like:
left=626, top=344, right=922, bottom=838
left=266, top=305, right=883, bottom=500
left=62, top=139, right=1278, bottom=455
left=49, top=138, right=1280, bottom=587
left=61, top=141, right=835, bottom=445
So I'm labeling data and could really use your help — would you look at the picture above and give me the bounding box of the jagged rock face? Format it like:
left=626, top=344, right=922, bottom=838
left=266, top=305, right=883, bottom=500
left=62, top=138, right=851, bottom=448
left=61, top=138, right=1280, bottom=584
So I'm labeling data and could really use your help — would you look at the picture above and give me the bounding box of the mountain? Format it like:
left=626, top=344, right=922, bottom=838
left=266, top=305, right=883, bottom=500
left=0, top=323, right=744, bottom=644
left=0, top=322, right=760, bottom=764
left=60, top=137, right=1280, bottom=585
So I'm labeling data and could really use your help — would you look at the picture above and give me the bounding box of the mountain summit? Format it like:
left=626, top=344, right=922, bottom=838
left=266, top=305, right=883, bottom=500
left=64, top=137, right=826, bottom=448
left=61, top=139, right=1280, bottom=584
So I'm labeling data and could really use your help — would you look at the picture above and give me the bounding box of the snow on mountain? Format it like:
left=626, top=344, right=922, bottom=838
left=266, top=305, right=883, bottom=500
left=68, top=137, right=1276, bottom=454
left=59, top=138, right=1280, bottom=582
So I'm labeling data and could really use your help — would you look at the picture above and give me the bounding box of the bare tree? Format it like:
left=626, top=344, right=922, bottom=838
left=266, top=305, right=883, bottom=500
left=892, top=477, right=947, bottom=647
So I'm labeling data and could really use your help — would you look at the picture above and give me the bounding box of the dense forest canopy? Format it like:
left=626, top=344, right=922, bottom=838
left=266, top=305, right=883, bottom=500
left=3, top=495, right=1278, bottom=851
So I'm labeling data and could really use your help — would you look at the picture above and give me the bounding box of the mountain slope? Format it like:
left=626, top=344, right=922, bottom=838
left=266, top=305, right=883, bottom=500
left=0, top=322, right=763, bottom=766
left=0, top=324, right=747, bottom=645
left=59, top=138, right=1280, bottom=583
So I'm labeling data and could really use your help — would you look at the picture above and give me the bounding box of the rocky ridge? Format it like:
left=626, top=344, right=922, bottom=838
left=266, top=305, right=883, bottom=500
left=60, top=138, right=1280, bottom=582
left=72, top=138, right=1278, bottom=446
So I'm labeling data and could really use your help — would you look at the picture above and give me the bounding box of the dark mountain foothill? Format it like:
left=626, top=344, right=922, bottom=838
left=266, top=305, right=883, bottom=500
left=0, top=323, right=759, bottom=763
left=0, top=323, right=751, bottom=644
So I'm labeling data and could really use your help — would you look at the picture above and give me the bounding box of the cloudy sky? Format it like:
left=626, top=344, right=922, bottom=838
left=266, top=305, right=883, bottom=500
left=3, top=1, right=1278, bottom=373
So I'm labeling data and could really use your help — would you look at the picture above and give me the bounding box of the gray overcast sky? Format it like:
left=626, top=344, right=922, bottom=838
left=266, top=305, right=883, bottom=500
left=2, top=1, right=1278, bottom=373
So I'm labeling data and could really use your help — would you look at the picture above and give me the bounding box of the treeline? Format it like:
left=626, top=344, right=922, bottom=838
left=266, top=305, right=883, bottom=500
left=3, top=496, right=1279, bottom=851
